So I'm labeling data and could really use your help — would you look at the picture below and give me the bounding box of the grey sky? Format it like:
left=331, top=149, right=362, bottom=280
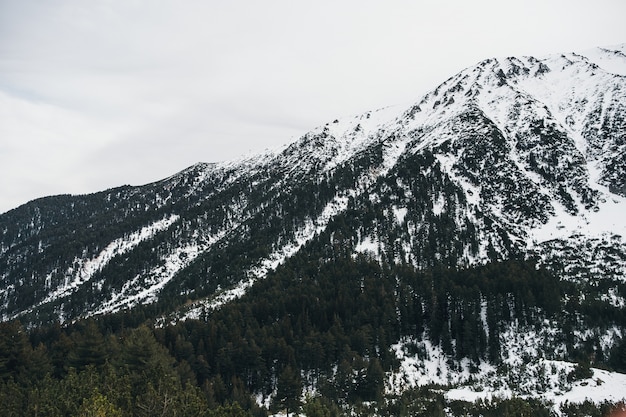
left=1, top=0, right=624, bottom=213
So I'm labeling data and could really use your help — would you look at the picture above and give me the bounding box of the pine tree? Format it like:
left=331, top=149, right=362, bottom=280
left=0, top=321, right=30, bottom=381
left=69, top=320, right=108, bottom=369
left=361, top=358, right=385, bottom=401
left=274, top=365, right=302, bottom=416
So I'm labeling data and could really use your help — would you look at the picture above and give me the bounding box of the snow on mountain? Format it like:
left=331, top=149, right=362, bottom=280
left=446, top=364, right=626, bottom=415
left=55, top=215, right=180, bottom=299
left=2, top=42, right=626, bottom=413
left=2, top=214, right=180, bottom=321
left=163, top=43, right=626, bottom=319
left=391, top=320, right=626, bottom=414
left=1, top=43, right=625, bottom=330
left=583, top=43, right=626, bottom=77
left=93, top=232, right=211, bottom=315
left=171, top=194, right=353, bottom=321
left=362, top=43, right=625, bottom=260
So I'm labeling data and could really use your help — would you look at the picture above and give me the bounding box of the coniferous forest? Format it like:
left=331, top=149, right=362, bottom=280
left=2, top=252, right=626, bottom=416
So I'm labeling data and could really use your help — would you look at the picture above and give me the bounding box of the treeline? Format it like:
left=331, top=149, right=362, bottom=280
left=2, top=256, right=626, bottom=415
left=0, top=320, right=258, bottom=416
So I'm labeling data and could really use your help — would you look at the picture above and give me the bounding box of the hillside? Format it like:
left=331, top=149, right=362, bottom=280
left=1, top=44, right=626, bottom=415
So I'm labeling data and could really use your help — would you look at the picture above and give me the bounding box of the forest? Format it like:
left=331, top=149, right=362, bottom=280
left=2, top=254, right=626, bottom=416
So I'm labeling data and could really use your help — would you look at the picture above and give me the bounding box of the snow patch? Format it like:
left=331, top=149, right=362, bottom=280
left=174, top=194, right=352, bottom=321
left=354, top=236, right=380, bottom=258
left=392, top=206, right=408, bottom=224
left=387, top=336, right=496, bottom=393
left=432, top=194, right=445, bottom=216
left=584, top=44, right=626, bottom=76
left=390, top=323, right=626, bottom=414
left=446, top=364, right=626, bottom=414
left=529, top=189, right=626, bottom=245
left=18, top=214, right=180, bottom=319
left=92, top=241, right=203, bottom=315
left=92, top=226, right=229, bottom=316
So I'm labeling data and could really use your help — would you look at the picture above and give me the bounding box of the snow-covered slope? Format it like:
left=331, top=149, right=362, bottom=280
left=391, top=321, right=626, bottom=414
left=1, top=43, right=625, bottom=328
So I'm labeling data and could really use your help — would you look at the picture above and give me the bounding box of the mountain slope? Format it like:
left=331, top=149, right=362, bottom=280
left=2, top=43, right=626, bottom=413
left=1, top=44, right=625, bottom=326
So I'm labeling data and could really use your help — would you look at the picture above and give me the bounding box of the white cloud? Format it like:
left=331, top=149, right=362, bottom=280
left=1, top=0, right=625, bottom=213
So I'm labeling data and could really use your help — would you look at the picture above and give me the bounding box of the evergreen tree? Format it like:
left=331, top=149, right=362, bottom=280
left=69, top=320, right=108, bottom=369
left=361, top=358, right=385, bottom=401
left=274, top=365, right=301, bottom=416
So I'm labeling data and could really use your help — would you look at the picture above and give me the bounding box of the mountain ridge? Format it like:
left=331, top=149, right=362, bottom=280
left=2, top=44, right=625, bottom=325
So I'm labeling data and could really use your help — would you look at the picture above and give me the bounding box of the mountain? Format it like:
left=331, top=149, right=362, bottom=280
left=1, top=44, right=626, bottom=414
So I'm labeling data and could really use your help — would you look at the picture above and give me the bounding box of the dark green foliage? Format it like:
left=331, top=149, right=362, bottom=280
left=302, top=396, right=342, bottom=417
left=567, top=361, right=593, bottom=382
left=0, top=324, right=213, bottom=416
left=0, top=321, right=52, bottom=383
left=609, top=337, right=626, bottom=373
left=560, top=400, right=625, bottom=417
left=477, top=397, right=555, bottom=417
left=274, top=365, right=301, bottom=415
left=206, top=402, right=255, bottom=417
left=0, top=255, right=623, bottom=415
left=68, top=319, right=109, bottom=369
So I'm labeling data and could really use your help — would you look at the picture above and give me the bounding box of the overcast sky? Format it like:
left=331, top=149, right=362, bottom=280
left=1, top=0, right=624, bottom=213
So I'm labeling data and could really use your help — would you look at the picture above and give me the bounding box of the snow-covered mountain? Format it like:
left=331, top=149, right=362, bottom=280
left=2, top=42, right=625, bottom=323
left=1, top=43, right=626, bottom=411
